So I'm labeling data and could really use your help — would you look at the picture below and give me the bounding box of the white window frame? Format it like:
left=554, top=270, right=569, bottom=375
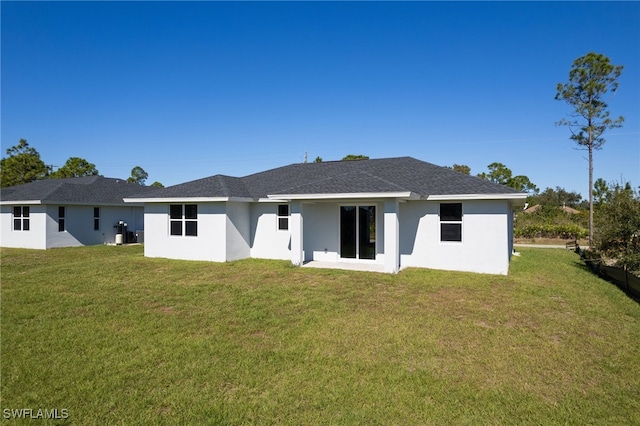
left=277, top=204, right=289, bottom=231
left=439, top=203, right=463, bottom=243
left=13, top=206, right=30, bottom=231
left=339, top=203, right=378, bottom=261
left=169, top=204, right=198, bottom=237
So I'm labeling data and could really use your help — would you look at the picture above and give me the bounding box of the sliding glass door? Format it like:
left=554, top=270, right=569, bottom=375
left=340, top=205, right=376, bottom=260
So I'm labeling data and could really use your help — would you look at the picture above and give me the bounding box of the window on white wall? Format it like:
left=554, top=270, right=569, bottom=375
left=13, top=206, right=30, bottom=231
left=440, top=203, right=462, bottom=242
left=277, top=204, right=289, bottom=230
left=170, top=204, right=198, bottom=236
left=93, top=207, right=100, bottom=231
left=58, top=206, right=66, bottom=232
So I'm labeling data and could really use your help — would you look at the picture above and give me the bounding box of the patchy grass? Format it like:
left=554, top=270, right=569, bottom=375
left=1, top=245, right=639, bottom=424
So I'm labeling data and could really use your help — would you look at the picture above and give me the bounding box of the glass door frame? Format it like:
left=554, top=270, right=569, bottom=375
left=339, top=204, right=377, bottom=261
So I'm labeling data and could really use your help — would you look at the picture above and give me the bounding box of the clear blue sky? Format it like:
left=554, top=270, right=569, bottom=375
left=2, top=1, right=638, bottom=197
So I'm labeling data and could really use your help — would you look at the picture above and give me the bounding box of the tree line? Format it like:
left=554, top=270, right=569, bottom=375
left=0, top=139, right=163, bottom=188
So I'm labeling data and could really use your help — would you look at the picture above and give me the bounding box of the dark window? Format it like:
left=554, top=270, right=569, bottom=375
left=170, top=204, right=182, bottom=219
left=13, top=206, right=23, bottom=231
left=440, top=203, right=462, bottom=221
left=170, top=204, right=182, bottom=236
left=185, top=204, right=197, bottom=219
left=185, top=221, right=198, bottom=236
left=169, top=204, right=197, bottom=236
left=94, top=207, right=100, bottom=231
left=23, top=207, right=30, bottom=231
left=169, top=204, right=182, bottom=235
left=277, top=204, right=289, bottom=230
left=13, top=206, right=31, bottom=231
left=441, top=224, right=462, bottom=242
left=170, top=221, right=182, bottom=236
left=58, top=206, right=66, bottom=232
left=440, top=203, right=462, bottom=242
left=185, top=205, right=197, bottom=236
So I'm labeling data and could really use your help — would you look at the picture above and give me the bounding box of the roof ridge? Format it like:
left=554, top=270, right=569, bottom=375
left=360, top=170, right=409, bottom=192
left=39, top=178, right=70, bottom=200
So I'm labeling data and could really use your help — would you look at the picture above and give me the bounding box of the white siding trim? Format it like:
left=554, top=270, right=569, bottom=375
left=425, top=193, right=527, bottom=201
left=269, top=192, right=417, bottom=200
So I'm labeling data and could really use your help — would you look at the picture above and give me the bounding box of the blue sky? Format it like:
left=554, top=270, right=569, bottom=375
left=2, top=1, right=638, bottom=197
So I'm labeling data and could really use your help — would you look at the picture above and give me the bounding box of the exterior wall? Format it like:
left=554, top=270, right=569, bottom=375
left=250, top=203, right=291, bottom=260
left=45, top=205, right=144, bottom=248
left=226, top=202, right=251, bottom=261
left=139, top=198, right=514, bottom=275
left=250, top=201, right=386, bottom=264
left=399, top=199, right=511, bottom=275
left=0, top=205, right=47, bottom=249
left=144, top=202, right=228, bottom=262
left=302, top=201, right=385, bottom=265
left=303, top=202, right=339, bottom=262
left=0, top=204, right=143, bottom=249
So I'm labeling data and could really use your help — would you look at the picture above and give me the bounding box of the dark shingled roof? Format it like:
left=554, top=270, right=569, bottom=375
left=138, top=157, right=524, bottom=200
left=0, top=176, right=161, bottom=204
left=139, top=175, right=251, bottom=198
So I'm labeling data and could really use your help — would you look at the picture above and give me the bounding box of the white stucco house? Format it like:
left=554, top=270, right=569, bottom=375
left=0, top=176, right=158, bottom=249
left=125, top=157, right=527, bottom=274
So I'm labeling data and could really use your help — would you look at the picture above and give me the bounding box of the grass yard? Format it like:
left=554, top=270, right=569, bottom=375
left=1, top=246, right=639, bottom=425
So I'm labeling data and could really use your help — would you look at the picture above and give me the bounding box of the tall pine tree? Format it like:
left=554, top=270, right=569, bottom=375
left=555, top=52, right=624, bottom=246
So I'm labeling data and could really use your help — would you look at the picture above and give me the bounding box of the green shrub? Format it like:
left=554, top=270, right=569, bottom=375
left=514, top=223, right=588, bottom=239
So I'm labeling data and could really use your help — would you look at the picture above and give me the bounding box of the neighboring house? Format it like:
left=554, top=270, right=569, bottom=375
left=0, top=176, right=159, bottom=249
left=126, top=157, right=527, bottom=274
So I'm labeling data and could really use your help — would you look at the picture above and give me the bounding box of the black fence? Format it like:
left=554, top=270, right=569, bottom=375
left=570, top=242, right=640, bottom=301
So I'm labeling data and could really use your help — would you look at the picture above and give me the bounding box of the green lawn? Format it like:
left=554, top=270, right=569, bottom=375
left=1, top=246, right=639, bottom=425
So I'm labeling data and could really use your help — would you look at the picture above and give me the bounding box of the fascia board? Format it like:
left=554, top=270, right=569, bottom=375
left=0, top=200, right=42, bottom=205
left=123, top=197, right=254, bottom=203
left=1, top=200, right=140, bottom=207
left=266, top=191, right=417, bottom=201
left=424, top=193, right=527, bottom=201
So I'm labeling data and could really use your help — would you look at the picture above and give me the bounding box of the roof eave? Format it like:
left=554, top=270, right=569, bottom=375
left=0, top=200, right=134, bottom=206
left=267, top=191, right=418, bottom=201
left=0, top=200, right=43, bottom=205
left=123, top=196, right=254, bottom=203
left=424, top=193, right=527, bottom=200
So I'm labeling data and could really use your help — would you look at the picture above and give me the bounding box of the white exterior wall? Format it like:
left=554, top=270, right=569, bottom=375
left=301, top=201, right=385, bottom=265
left=399, top=199, right=512, bottom=275
left=0, top=204, right=144, bottom=249
left=250, top=203, right=291, bottom=260
left=144, top=202, right=228, bottom=262
left=303, top=203, right=339, bottom=262
left=225, top=202, right=251, bottom=261
left=46, top=205, right=144, bottom=248
left=0, top=205, right=47, bottom=249
left=138, top=198, right=514, bottom=275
